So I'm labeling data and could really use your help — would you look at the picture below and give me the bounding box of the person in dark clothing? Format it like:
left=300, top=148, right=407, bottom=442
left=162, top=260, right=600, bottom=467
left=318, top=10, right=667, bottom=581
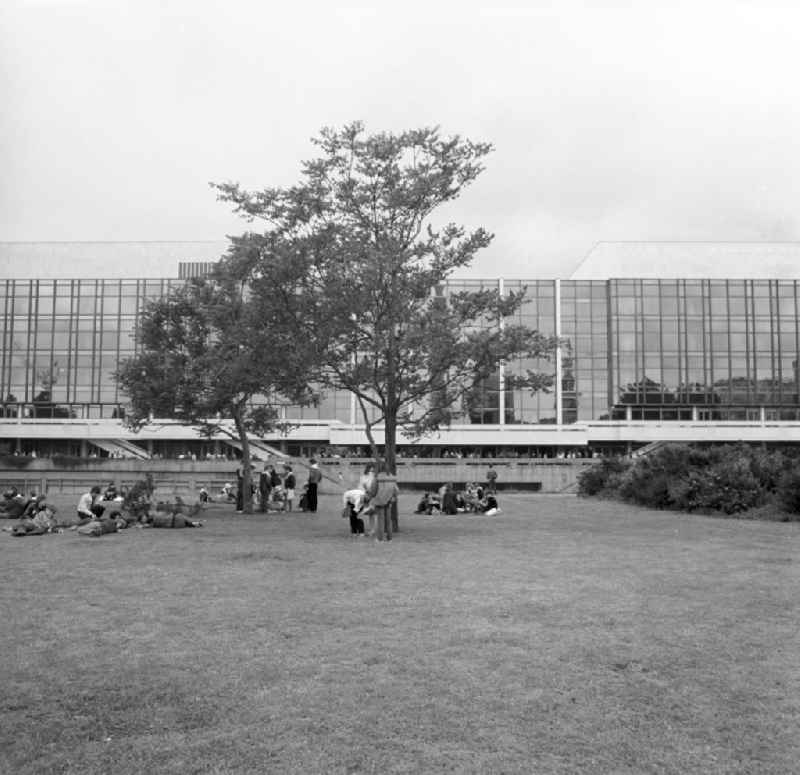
left=269, top=465, right=282, bottom=490
left=235, top=465, right=244, bottom=513
left=0, top=486, right=20, bottom=514
left=441, top=483, right=458, bottom=515
left=306, top=459, right=322, bottom=512
left=414, top=492, right=440, bottom=515
left=258, top=464, right=272, bottom=513
left=342, top=489, right=366, bottom=535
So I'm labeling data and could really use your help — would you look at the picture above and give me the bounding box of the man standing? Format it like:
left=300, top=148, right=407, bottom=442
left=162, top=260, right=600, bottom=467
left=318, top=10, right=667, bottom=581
left=235, top=463, right=244, bottom=513
left=486, top=463, right=498, bottom=494
left=371, top=464, right=399, bottom=542
left=307, top=458, right=322, bottom=512
left=258, top=463, right=272, bottom=513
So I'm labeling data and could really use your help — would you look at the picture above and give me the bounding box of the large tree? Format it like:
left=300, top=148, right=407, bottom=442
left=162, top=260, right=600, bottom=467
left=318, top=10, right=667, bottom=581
left=213, top=122, right=557, bottom=483
left=115, top=258, right=316, bottom=512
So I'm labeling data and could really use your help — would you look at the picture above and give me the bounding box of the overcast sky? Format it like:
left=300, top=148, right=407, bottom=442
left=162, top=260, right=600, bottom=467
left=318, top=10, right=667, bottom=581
left=2, top=0, right=800, bottom=278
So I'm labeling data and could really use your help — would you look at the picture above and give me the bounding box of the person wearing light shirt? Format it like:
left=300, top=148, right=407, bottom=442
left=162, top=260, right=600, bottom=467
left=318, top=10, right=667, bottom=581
left=76, top=485, right=104, bottom=524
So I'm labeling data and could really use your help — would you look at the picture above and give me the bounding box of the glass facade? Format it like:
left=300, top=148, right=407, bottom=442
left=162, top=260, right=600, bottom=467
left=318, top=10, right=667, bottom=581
left=2, top=276, right=800, bottom=424
left=0, top=278, right=184, bottom=417
left=608, top=279, right=800, bottom=421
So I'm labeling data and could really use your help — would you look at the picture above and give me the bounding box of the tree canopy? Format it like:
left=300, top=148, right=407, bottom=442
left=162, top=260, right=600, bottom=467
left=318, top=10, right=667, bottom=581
left=115, top=262, right=317, bottom=511
left=213, top=122, right=557, bottom=475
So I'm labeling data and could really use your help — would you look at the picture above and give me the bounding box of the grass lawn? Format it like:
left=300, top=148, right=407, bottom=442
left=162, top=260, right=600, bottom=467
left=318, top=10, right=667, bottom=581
left=1, top=493, right=799, bottom=774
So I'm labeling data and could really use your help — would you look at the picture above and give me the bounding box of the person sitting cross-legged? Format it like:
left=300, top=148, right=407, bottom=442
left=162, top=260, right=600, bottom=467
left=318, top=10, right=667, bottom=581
left=76, top=486, right=105, bottom=525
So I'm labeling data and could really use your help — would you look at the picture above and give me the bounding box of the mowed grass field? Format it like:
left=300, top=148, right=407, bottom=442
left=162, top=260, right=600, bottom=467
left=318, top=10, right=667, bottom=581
left=1, top=493, right=798, bottom=774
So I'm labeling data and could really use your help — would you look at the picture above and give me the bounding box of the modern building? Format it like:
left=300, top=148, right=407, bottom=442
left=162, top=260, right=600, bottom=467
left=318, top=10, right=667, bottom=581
left=3, top=241, right=800, bottom=458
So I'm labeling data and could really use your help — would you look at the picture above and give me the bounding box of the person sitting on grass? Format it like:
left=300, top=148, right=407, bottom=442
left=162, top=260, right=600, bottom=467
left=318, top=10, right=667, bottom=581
left=1, top=490, right=28, bottom=519
left=7, top=496, right=60, bottom=536
left=266, top=485, right=287, bottom=511
left=0, top=486, right=21, bottom=513
left=462, top=483, right=483, bottom=512
left=298, top=483, right=310, bottom=512
left=18, top=491, right=42, bottom=520
left=413, top=492, right=440, bottom=515
left=76, top=486, right=105, bottom=524
left=220, top=482, right=236, bottom=502
left=477, top=492, right=501, bottom=516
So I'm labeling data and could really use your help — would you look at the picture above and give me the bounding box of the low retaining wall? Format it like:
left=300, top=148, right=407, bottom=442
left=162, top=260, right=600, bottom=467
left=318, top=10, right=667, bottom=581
left=0, top=457, right=592, bottom=496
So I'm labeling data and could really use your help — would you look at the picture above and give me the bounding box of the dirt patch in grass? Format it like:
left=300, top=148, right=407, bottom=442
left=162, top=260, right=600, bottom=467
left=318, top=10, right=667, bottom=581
left=1, top=494, right=799, bottom=774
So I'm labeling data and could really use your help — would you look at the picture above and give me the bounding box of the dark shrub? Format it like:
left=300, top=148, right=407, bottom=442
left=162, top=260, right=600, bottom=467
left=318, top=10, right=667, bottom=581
left=776, top=467, right=800, bottom=515
left=121, top=474, right=155, bottom=521
left=747, top=447, right=792, bottom=493
left=575, top=443, right=798, bottom=517
left=577, top=457, right=630, bottom=496
left=614, top=443, right=765, bottom=513
left=705, top=455, right=765, bottom=514
left=617, top=458, right=672, bottom=508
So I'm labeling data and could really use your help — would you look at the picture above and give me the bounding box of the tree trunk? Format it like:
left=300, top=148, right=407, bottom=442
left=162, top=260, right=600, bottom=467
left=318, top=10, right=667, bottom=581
left=357, top=396, right=381, bottom=466
left=384, top=408, right=399, bottom=533
left=233, top=405, right=254, bottom=514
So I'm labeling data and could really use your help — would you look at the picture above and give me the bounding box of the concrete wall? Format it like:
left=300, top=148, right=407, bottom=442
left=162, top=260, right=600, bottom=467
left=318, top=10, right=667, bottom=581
left=0, top=457, right=592, bottom=496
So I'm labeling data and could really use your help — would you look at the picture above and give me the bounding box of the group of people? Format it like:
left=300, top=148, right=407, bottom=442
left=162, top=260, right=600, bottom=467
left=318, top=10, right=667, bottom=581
left=73, top=483, right=203, bottom=535
left=3, top=461, right=504, bottom=540
left=1, top=487, right=60, bottom=535
left=341, top=462, right=400, bottom=541
left=1, top=478, right=204, bottom=537
left=226, top=458, right=324, bottom=514
left=414, top=482, right=501, bottom=517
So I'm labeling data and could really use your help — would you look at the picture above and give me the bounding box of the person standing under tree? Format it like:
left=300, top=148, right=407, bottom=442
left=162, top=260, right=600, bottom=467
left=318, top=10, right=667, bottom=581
left=282, top=464, right=296, bottom=512
left=486, top=463, right=498, bottom=494
left=357, top=462, right=377, bottom=535
left=258, top=463, right=272, bottom=513
left=235, top=463, right=244, bottom=513
left=306, top=458, right=322, bottom=512
left=371, top=463, right=399, bottom=542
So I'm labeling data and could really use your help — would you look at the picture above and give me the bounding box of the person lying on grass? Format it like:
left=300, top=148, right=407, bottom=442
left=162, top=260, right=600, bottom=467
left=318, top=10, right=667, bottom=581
left=77, top=499, right=203, bottom=534
left=75, top=515, right=126, bottom=536
left=144, top=513, right=203, bottom=528
left=6, top=496, right=61, bottom=536
left=138, top=497, right=203, bottom=527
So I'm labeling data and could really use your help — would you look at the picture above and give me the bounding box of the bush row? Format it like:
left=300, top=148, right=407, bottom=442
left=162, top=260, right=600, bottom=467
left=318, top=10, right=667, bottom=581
left=577, top=443, right=800, bottom=518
